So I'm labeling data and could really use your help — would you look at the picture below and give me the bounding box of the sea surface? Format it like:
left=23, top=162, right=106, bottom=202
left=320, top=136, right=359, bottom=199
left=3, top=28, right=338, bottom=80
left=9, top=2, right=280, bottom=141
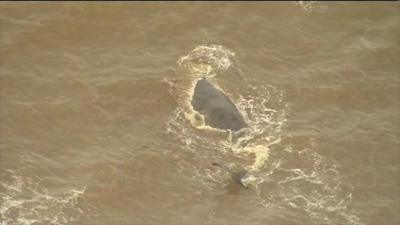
left=0, top=2, right=399, bottom=225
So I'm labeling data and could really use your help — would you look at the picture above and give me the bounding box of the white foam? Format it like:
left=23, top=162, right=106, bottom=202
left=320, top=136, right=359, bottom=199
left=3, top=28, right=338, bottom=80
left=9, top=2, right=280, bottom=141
left=173, top=45, right=363, bottom=224
left=256, top=147, right=364, bottom=225
left=249, top=145, right=270, bottom=171
left=170, top=45, right=363, bottom=223
left=169, top=45, right=288, bottom=187
left=0, top=170, right=86, bottom=225
left=173, top=44, right=245, bottom=133
left=178, top=44, right=235, bottom=78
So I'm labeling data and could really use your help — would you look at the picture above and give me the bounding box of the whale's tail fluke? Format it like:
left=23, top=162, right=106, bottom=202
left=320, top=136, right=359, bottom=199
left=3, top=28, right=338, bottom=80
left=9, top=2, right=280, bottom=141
left=212, top=160, right=250, bottom=188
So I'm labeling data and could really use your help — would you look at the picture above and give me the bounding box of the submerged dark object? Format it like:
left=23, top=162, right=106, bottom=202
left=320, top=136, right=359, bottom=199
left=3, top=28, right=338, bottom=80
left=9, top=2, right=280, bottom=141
left=191, top=77, right=248, bottom=131
left=212, top=160, right=249, bottom=188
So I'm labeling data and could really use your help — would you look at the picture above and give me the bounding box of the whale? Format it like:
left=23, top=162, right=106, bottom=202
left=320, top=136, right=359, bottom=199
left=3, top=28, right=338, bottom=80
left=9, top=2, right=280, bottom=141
left=191, top=77, right=248, bottom=131
left=212, top=160, right=250, bottom=188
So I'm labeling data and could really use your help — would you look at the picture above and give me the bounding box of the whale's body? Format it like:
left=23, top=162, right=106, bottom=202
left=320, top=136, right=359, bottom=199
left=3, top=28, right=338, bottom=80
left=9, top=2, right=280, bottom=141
left=191, top=77, right=248, bottom=131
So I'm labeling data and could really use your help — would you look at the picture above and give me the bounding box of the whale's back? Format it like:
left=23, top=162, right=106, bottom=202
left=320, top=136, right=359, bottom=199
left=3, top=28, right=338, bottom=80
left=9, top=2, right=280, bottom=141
left=191, top=78, right=248, bottom=131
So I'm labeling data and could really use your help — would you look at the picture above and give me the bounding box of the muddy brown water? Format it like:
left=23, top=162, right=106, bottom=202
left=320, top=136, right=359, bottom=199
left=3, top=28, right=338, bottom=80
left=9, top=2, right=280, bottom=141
left=0, top=2, right=399, bottom=225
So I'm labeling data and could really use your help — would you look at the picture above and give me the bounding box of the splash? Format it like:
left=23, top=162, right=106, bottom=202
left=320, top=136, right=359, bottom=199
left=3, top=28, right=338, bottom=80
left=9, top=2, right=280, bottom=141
left=177, top=44, right=235, bottom=78
left=227, top=84, right=287, bottom=171
left=0, top=170, right=86, bottom=225
left=242, top=144, right=270, bottom=171
left=168, top=44, right=362, bottom=225
left=228, top=138, right=275, bottom=172
left=169, top=44, right=287, bottom=172
left=173, top=44, right=242, bottom=133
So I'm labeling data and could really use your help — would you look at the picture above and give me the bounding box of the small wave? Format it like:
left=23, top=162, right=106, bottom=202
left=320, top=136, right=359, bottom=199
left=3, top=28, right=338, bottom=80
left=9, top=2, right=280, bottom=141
left=257, top=146, right=364, bottom=225
left=294, top=1, right=328, bottom=13
left=342, top=36, right=390, bottom=53
left=0, top=170, right=86, bottom=225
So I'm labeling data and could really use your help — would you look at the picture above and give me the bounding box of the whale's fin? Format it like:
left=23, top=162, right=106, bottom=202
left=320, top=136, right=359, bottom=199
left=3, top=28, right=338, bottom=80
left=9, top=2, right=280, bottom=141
left=212, top=160, right=249, bottom=188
